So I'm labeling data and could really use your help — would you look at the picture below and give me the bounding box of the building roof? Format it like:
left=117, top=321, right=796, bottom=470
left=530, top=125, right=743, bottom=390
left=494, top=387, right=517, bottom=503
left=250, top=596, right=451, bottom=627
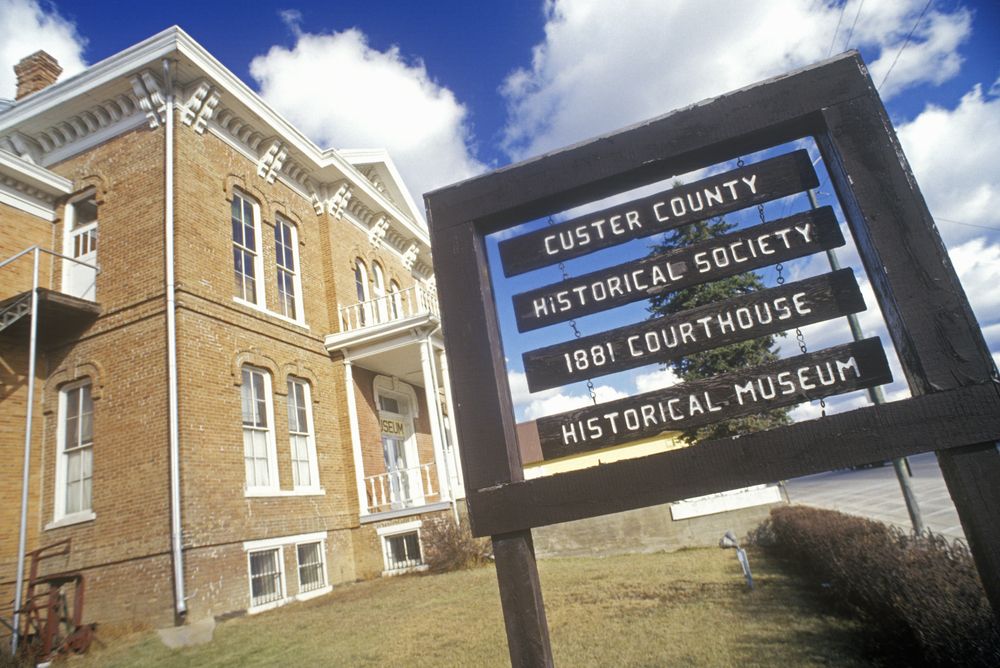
left=0, top=26, right=433, bottom=277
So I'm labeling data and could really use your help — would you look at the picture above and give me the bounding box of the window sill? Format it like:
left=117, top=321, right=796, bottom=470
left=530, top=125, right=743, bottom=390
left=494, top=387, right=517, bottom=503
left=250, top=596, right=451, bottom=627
left=232, top=297, right=309, bottom=330
left=244, top=487, right=326, bottom=498
left=45, top=510, right=96, bottom=531
left=296, top=585, right=332, bottom=602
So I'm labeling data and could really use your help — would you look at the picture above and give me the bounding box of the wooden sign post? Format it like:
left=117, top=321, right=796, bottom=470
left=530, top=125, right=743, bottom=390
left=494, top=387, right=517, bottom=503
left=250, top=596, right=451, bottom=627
left=425, top=52, right=1000, bottom=668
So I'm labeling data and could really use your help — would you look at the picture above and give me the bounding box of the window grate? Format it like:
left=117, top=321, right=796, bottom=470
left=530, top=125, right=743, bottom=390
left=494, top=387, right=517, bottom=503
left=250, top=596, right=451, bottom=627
left=249, top=548, right=283, bottom=607
left=297, top=542, right=325, bottom=592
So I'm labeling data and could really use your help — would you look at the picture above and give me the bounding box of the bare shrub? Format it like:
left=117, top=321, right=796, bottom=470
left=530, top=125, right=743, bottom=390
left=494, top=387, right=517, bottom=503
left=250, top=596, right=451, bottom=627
left=743, top=518, right=776, bottom=547
left=421, top=517, right=492, bottom=573
left=770, top=505, right=1000, bottom=667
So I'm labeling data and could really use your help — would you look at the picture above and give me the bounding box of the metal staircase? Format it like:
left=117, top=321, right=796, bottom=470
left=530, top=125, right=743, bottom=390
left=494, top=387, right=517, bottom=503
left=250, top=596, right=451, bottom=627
left=0, top=293, right=32, bottom=334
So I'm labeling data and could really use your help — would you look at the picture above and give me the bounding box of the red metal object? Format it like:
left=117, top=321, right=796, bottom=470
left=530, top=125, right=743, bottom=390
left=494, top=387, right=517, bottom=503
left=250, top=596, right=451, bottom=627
left=15, top=539, right=95, bottom=662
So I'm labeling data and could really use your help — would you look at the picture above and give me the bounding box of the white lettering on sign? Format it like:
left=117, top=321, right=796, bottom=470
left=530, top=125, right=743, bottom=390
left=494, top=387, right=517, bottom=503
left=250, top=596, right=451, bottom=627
left=556, top=292, right=811, bottom=376
left=542, top=176, right=761, bottom=259
left=557, top=353, right=862, bottom=447
left=529, top=224, right=813, bottom=320
left=543, top=211, right=643, bottom=255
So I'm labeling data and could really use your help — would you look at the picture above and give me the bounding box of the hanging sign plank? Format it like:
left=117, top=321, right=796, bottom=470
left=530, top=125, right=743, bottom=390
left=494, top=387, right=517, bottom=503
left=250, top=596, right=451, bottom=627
left=497, top=149, right=818, bottom=277
left=513, top=206, right=843, bottom=332
left=537, top=337, right=892, bottom=460
left=523, top=268, right=865, bottom=392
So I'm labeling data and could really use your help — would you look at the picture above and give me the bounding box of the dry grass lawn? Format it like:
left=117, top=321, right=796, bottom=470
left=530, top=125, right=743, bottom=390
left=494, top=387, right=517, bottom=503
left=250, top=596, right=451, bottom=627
left=64, top=548, right=866, bottom=667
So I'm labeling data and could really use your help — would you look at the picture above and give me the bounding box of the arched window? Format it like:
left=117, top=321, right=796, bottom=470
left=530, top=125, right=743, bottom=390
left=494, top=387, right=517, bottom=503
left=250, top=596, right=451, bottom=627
left=389, top=280, right=402, bottom=320
left=287, top=377, right=319, bottom=490
left=372, top=263, right=387, bottom=322
left=354, top=260, right=369, bottom=325
left=232, top=190, right=264, bottom=307
left=274, top=217, right=301, bottom=321
left=54, top=379, right=95, bottom=523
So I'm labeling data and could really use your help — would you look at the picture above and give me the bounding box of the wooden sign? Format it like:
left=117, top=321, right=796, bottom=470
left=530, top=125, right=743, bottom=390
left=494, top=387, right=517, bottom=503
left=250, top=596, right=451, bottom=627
left=523, top=268, right=865, bottom=392
left=537, top=337, right=892, bottom=460
left=513, top=206, right=843, bottom=332
left=424, top=52, right=1000, bottom=668
left=498, top=149, right=818, bottom=277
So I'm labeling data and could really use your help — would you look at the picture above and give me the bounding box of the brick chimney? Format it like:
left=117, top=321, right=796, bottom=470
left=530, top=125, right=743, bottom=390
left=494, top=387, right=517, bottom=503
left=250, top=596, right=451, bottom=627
left=15, top=51, right=62, bottom=100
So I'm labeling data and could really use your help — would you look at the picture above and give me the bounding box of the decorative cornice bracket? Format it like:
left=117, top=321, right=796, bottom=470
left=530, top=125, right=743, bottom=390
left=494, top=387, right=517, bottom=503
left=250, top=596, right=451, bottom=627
left=257, top=139, right=287, bottom=184
left=181, top=80, right=221, bottom=134
left=369, top=215, right=390, bottom=247
left=401, top=243, right=419, bottom=270
left=130, top=70, right=166, bottom=128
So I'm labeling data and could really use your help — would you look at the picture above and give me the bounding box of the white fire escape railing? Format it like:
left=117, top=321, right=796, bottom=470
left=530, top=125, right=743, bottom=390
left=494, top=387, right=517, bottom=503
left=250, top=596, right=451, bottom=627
left=1, top=246, right=98, bottom=654
left=365, top=463, right=438, bottom=514
left=339, top=284, right=439, bottom=333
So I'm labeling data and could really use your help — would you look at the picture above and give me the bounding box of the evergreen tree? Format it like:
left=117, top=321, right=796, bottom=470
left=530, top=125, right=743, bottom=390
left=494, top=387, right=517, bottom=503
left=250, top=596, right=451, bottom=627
left=648, top=216, right=792, bottom=443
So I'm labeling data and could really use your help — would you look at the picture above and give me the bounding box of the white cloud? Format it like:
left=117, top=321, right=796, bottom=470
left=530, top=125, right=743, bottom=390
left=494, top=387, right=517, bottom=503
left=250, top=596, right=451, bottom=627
left=0, top=0, right=87, bottom=100
left=633, top=366, right=680, bottom=393
left=896, top=83, right=1000, bottom=248
left=500, top=0, right=973, bottom=162
left=249, top=27, right=487, bottom=211
left=508, top=369, right=629, bottom=421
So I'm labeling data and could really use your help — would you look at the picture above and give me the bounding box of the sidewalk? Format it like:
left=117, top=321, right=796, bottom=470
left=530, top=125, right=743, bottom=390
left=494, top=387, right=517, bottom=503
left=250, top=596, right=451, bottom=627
left=783, top=452, right=967, bottom=542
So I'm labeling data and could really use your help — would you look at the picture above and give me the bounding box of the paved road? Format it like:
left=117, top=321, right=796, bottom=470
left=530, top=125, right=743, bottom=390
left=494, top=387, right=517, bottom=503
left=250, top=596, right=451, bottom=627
left=783, top=452, right=967, bottom=542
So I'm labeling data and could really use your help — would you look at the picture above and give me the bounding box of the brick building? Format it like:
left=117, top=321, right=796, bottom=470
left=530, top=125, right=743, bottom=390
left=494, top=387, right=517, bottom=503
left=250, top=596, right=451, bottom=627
left=0, top=27, right=463, bottom=631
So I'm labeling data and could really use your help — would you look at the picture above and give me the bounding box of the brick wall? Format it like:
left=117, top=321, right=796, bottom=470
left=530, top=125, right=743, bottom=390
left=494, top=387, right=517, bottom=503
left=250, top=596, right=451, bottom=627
left=1, top=104, right=442, bottom=629
left=0, top=201, right=57, bottom=298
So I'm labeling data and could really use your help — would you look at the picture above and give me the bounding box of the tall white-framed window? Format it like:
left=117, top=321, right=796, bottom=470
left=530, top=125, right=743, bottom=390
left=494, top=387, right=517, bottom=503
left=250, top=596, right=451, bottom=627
left=52, top=379, right=95, bottom=526
left=241, top=366, right=278, bottom=493
left=296, top=541, right=326, bottom=593
left=248, top=547, right=284, bottom=608
left=389, top=280, right=402, bottom=320
left=61, top=193, right=98, bottom=301
left=354, top=259, right=370, bottom=325
left=274, top=217, right=302, bottom=321
left=287, top=377, right=320, bottom=491
left=372, top=263, right=387, bottom=322
left=232, top=191, right=264, bottom=307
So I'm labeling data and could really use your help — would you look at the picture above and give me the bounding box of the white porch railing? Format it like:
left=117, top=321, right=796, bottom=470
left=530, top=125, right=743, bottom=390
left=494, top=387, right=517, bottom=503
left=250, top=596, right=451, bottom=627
left=339, top=284, right=439, bottom=332
left=365, top=463, right=437, bottom=513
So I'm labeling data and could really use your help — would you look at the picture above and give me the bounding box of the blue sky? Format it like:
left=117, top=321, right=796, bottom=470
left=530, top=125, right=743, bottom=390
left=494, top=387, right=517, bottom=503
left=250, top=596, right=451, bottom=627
left=1, top=0, right=997, bottom=423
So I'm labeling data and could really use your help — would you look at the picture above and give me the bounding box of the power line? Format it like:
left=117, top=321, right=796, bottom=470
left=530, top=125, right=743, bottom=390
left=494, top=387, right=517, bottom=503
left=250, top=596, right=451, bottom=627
left=935, top=218, right=1000, bottom=232
left=843, top=0, right=866, bottom=52
left=879, top=0, right=935, bottom=91
left=827, top=0, right=850, bottom=58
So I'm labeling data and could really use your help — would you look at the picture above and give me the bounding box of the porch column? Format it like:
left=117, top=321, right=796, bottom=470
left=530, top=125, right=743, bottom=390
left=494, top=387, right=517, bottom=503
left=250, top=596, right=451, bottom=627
left=343, top=360, right=369, bottom=516
left=420, top=338, right=450, bottom=502
left=437, top=346, right=464, bottom=492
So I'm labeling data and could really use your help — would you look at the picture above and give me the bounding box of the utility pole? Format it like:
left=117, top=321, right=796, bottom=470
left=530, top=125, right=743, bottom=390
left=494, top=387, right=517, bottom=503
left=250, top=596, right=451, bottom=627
left=808, top=188, right=924, bottom=534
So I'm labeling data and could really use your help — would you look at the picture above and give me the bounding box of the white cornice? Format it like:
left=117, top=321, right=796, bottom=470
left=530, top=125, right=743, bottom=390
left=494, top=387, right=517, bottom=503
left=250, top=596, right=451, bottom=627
left=0, top=149, right=73, bottom=196
left=0, top=149, right=72, bottom=219
left=0, top=26, right=432, bottom=268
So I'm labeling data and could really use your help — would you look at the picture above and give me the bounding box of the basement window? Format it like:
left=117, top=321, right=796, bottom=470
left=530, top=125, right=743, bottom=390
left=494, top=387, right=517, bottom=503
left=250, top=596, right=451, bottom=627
left=296, top=541, right=326, bottom=593
left=249, top=548, right=284, bottom=608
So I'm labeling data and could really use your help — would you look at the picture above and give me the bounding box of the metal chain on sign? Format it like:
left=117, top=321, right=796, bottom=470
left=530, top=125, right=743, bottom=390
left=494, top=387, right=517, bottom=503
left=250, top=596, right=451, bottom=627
left=740, top=158, right=826, bottom=416
left=547, top=216, right=598, bottom=405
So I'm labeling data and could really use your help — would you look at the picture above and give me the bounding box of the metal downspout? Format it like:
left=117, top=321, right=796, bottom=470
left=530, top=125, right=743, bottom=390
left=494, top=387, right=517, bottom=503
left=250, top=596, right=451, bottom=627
left=164, top=58, right=187, bottom=618
left=11, top=248, right=41, bottom=653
